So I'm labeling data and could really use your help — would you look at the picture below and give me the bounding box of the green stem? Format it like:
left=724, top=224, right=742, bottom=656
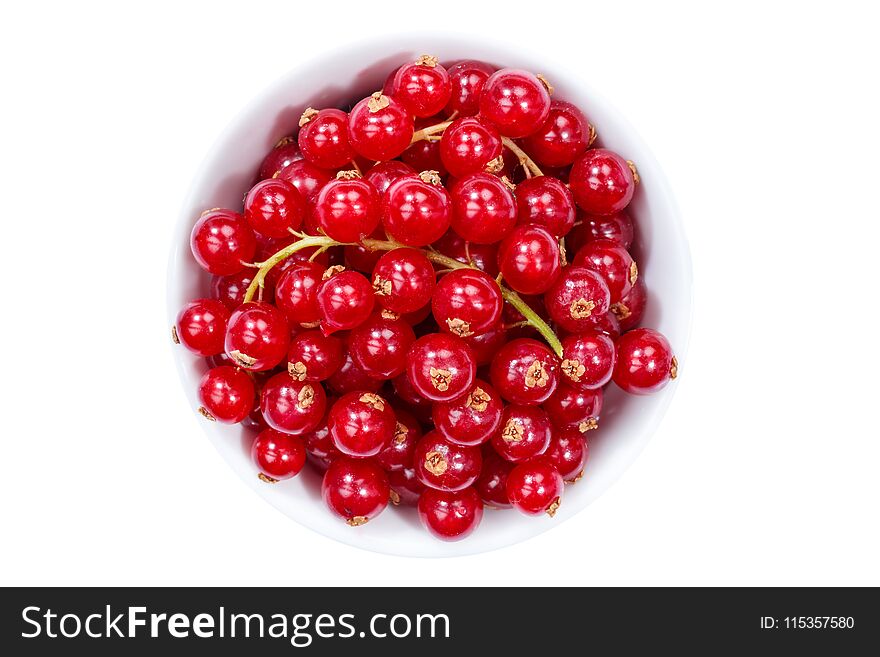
left=500, top=287, right=563, bottom=358
left=243, top=235, right=338, bottom=303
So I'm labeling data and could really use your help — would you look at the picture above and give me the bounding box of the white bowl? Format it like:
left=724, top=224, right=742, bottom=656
left=167, top=34, right=693, bottom=557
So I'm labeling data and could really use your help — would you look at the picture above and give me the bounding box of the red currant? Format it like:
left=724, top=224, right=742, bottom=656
left=545, top=428, right=588, bottom=483
left=544, top=266, right=611, bottom=333
left=400, top=138, right=446, bottom=177
left=376, top=407, right=421, bottom=471
left=543, top=382, right=602, bottom=433
left=316, top=267, right=375, bottom=335
left=432, top=379, right=503, bottom=446
left=363, top=160, right=416, bottom=195
left=322, top=457, right=390, bottom=526
left=276, top=159, right=335, bottom=203
left=259, top=137, right=301, bottom=179
left=197, top=365, right=255, bottom=424
left=388, top=55, right=452, bottom=118
left=514, top=175, right=576, bottom=237
left=413, top=430, right=482, bottom=491
left=371, top=248, right=436, bottom=314
left=286, top=330, right=344, bottom=382
left=445, top=60, right=495, bottom=116
left=559, top=330, right=616, bottom=390
left=569, top=209, right=635, bottom=251
left=260, top=372, right=327, bottom=435
left=252, top=428, right=306, bottom=482
left=611, top=275, right=647, bottom=332
left=211, top=269, right=258, bottom=310
left=224, top=301, right=290, bottom=371
left=431, top=268, right=502, bottom=338
left=190, top=209, right=257, bottom=276
left=388, top=467, right=425, bottom=506
left=314, top=173, right=381, bottom=243
left=572, top=238, right=637, bottom=303
left=405, top=333, right=476, bottom=402
left=418, top=486, right=483, bottom=541
left=478, top=69, right=551, bottom=138
left=475, top=444, right=514, bottom=507
left=297, top=108, right=353, bottom=169
left=243, top=178, right=306, bottom=239
left=489, top=337, right=560, bottom=405
left=328, top=391, right=396, bottom=457
left=462, top=323, right=507, bottom=366
left=347, top=312, right=416, bottom=379
left=274, top=260, right=324, bottom=327
left=612, top=328, right=677, bottom=395
left=432, top=230, right=499, bottom=277
left=348, top=92, right=413, bottom=161
left=175, top=299, right=230, bottom=356
left=449, top=173, right=517, bottom=244
left=439, top=117, right=502, bottom=178
left=506, top=456, right=563, bottom=516
left=382, top=172, right=451, bottom=246
left=520, top=100, right=591, bottom=167
left=302, top=412, right=341, bottom=466
left=491, top=404, right=552, bottom=462
left=569, top=148, right=636, bottom=215
left=327, top=351, right=382, bottom=396
left=497, top=224, right=562, bottom=294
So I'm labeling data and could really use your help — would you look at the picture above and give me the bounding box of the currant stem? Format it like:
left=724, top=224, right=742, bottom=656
left=501, top=137, right=543, bottom=178
left=410, top=120, right=453, bottom=144
left=500, top=288, right=563, bottom=358
left=243, top=235, right=337, bottom=303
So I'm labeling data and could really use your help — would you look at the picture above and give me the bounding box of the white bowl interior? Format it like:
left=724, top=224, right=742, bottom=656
left=167, top=35, right=692, bottom=557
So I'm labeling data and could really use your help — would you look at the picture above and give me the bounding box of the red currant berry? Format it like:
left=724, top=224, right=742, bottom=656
left=297, top=108, right=353, bottom=169
left=545, top=428, right=588, bottom=483
left=190, top=209, right=257, bottom=276
left=573, top=238, right=638, bottom=303
left=478, top=69, right=551, bottom=138
left=400, top=138, right=446, bottom=177
left=224, top=302, right=290, bottom=371
left=260, top=373, right=326, bottom=435
left=327, top=352, right=382, bottom=396
left=450, top=173, right=517, bottom=244
left=611, top=275, right=647, bottom=332
left=376, top=408, right=421, bottom=471
left=490, top=337, right=560, bottom=405
left=390, top=371, right=434, bottom=419
left=431, top=268, right=502, bottom=338
left=274, top=260, right=324, bottom=327
left=211, top=270, right=258, bottom=310
left=276, top=159, right=335, bottom=203
left=570, top=210, right=635, bottom=251
left=581, top=311, right=621, bottom=341
left=544, top=266, right=611, bottom=333
left=302, top=412, right=341, bottom=465
left=316, top=267, right=375, bottom=335
left=559, top=330, right=616, bottom=390
left=243, top=178, right=305, bottom=239
left=515, top=176, right=576, bottom=237
left=347, top=312, right=416, bottom=379
left=328, top=391, right=396, bottom=457
left=413, top=430, right=482, bottom=491
left=461, top=323, right=507, bottom=366
left=322, top=457, right=390, bottom=526
left=176, top=299, right=230, bottom=356
left=520, top=100, right=591, bottom=167
left=432, top=379, right=502, bottom=446
left=383, top=171, right=451, bottom=246
left=613, top=328, right=677, bottom=394
left=497, top=224, right=562, bottom=294
left=446, top=60, right=495, bottom=116
left=197, top=365, right=255, bottom=423
left=569, top=149, right=636, bottom=215
left=364, top=160, right=416, bottom=195
left=259, top=137, right=301, bottom=179
left=389, top=55, right=452, bottom=117
left=543, top=383, right=602, bottom=433
left=439, top=117, right=502, bottom=178
left=418, top=486, right=483, bottom=541
left=348, top=92, right=413, bottom=161
left=491, top=404, right=552, bottom=462
left=388, top=467, right=425, bottom=506
left=475, top=444, right=514, bottom=507
left=286, top=330, right=343, bottom=382
left=506, top=456, right=563, bottom=516
left=432, top=230, right=500, bottom=277
left=371, top=248, right=436, bottom=315
left=314, top=173, right=381, bottom=243
left=406, top=333, right=476, bottom=402
left=252, top=428, right=306, bottom=482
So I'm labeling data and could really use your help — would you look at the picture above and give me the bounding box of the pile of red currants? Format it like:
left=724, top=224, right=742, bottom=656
left=175, top=55, right=678, bottom=541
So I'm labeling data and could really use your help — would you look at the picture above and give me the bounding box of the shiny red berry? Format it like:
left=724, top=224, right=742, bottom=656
left=348, top=312, right=416, bottom=380
left=190, top=209, right=257, bottom=276
left=260, top=373, right=327, bottom=435
left=461, top=323, right=507, bottom=366
left=388, top=56, right=452, bottom=118
left=383, top=172, right=451, bottom=246
left=432, top=230, right=500, bottom=277
left=252, top=428, right=306, bottom=482
left=612, top=328, right=677, bottom=395
left=507, top=456, right=564, bottom=516
left=328, top=391, right=396, bottom=457
left=197, top=365, right=255, bottom=424
left=491, top=404, right=552, bottom=463
left=449, top=173, right=517, bottom=244
left=569, top=148, right=636, bottom=215
left=302, top=413, right=341, bottom=466
left=445, top=60, right=495, bottom=116
left=371, top=248, right=436, bottom=314
left=490, top=337, right=560, bottom=405
left=475, top=445, right=514, bottom=507
left=573, top=238, right=638, bottom=303
left=376, top=408, right=422, bottom=471
left=316, top=267, right=375, bottom=335
left=276, top=159, right=334, bottom=202
left=544, top=266, right=611, bottom=333
left=243, top=178, right=306, bottom=239
left=388, top=467, right=426, bottom=506
left=286, top=330, right=344, bottom=382
left=211, top=269, right=258, bottom=310
left=259, top=137, right=301, bottom=179
left=478, top=69, right=551, bottom=138
left=514, top=176, right=576, bottom=237
left=545, top=428, right=589, bottom=483
left=322, top=457, right=390, bottom=526
left=405, top=333, right=476, bottom=402
left=570, top=210, right=635, bottom=251
left=543, top=383, right=602, bottom=433
left=298, top=108, right=353, bottom=169
left=559, top=331, right=616, bottom=390
left=431, top=268, right=502, bottom=338
left=611, top=275, right=647, bottom=332
left=364, top=160, right=416, bottom=195
left=224, top=302, right=290, bottom=371
left=348, top=92, right=413, bottom=161
left=418, top=486, right=483, bottom=541
left=432, top=379, right=503, bottom=446
left=413, top=430, right=482, bottom=491
left=520, top=100, right=591, bottom=167
left=497, top=224, right=562, bottom=295
left=327, top=351, right=382, bottom=396
left=314, top=174, right=381, bottom=243
left=274, top=260, right=324, bottom=327
left=439, top=117, right=502, bottom=178
left=400, top=138, right=446, bottom=177
left=176, top=299, right=230, bottom=356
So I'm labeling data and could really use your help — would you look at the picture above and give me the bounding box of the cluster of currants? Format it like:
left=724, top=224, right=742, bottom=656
left=175, top=55, right=677, bottom=541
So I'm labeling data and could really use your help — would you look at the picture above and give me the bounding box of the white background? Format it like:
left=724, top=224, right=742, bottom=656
left=1, top=0, right=878, bottom=586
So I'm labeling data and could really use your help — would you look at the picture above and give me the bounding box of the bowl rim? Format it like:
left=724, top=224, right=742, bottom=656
left=166, top=32, right=694, bottom=558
